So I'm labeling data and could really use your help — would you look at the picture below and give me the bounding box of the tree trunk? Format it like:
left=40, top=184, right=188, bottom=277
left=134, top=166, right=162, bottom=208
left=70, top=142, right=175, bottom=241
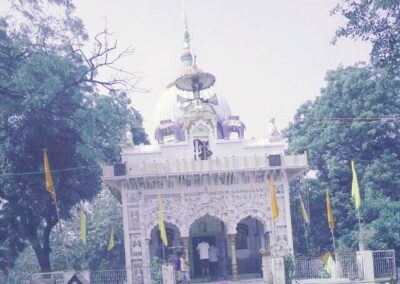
left=29, top=219, right=57, bottom=272
left=30, top=238, right=52, bottom=272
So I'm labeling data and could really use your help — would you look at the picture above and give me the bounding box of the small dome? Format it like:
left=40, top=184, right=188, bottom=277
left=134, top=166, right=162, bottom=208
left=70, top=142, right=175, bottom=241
left=153, top=85, right=232, bottom=127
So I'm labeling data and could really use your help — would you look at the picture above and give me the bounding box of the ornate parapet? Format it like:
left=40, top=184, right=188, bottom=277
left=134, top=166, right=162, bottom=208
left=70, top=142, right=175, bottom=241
left=102, top=153, right=308, bottom=181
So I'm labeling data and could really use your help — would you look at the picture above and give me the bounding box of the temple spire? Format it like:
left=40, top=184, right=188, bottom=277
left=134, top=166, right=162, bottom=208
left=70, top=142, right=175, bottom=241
left=181, top=0, right=193, bottom=66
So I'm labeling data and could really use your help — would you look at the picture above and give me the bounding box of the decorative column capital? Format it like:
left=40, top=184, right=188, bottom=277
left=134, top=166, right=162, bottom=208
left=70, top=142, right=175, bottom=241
left=228, top=234, right=236, bottom=243
left=264, top=232, right=271, bottom=255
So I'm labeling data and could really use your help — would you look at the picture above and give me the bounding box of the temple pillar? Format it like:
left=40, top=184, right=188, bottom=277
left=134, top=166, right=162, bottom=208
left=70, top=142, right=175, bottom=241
left=261, top=232, right=273, bottom=284
left=143, top=239, right=151, bottom=284
left=264, top=231, right=271, bottom=254
left=182, top=236, right=190, bottom=267
left=228, top=234, right=239, bottom=281
left=357, top=250, right=375, bottom=281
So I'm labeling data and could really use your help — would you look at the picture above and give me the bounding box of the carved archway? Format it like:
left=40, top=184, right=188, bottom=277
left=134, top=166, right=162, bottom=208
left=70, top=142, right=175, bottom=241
left=234, top=216, right=265, bottom=276
left=184, top=204, right=229, bottom=237
left=232, top=209, right=271, bottom=233
left=188, top=214, right=229, bottom=279
left=148, top=221, right=182, bottom=262
left=146, top=213, right=183, bottom=239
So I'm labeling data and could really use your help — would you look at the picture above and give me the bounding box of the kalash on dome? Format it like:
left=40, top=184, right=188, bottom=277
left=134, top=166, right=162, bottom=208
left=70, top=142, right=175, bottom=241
left=103, top=8, right=308, bottom=284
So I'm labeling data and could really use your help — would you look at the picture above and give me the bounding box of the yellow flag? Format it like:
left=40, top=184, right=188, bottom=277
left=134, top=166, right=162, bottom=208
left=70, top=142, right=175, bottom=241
left=322, top=252, right=335, bottom=277
left=351, top=160, right=361, bottom=209
left=43, top=149, right=56, bottom=199
left=269, top=175, right=279, bottom=221
left=299, top=195, right=309, bottom=224
left=326, top=190, right=335, bottom=231
left=158, top=195, right=168, bottom=246
left=107, top=228, right=115, bottom=251
left=80, top=208, right=86, bottom=245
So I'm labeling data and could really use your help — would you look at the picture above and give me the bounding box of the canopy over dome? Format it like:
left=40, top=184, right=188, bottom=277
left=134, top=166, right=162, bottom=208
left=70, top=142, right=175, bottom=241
left=152, top=6, right=245, bottom=143
left=153, top=12, right=231, bottom=131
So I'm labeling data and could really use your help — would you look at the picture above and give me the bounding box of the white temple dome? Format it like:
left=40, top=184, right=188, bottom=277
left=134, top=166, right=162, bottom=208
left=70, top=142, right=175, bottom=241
left=153, top=85, right=232, bottom=126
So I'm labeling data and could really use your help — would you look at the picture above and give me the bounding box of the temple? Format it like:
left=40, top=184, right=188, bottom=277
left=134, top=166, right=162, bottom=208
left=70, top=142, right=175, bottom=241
left=102, top=12, right=307, bottom=284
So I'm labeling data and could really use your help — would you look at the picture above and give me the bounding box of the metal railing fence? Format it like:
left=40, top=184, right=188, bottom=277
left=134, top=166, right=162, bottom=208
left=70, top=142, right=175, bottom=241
left=373, top=249, right=396, bottom=280
left=4, top=250, right=397, bottom=283
left=293, top=250, right=397, bottom=282
left=28, top=270, right=64, bottom=284
left=27, top=269, right=128, bottom=284
left=89, top=269, right=127, bottom=284
left=335, top=252, right=361, bottom=280
left=294, top=256, right=324, bottom=279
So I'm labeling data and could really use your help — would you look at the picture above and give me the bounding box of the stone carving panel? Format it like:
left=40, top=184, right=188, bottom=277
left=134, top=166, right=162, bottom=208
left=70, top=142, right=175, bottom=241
left=128, top=208, right=141, bottom=231
left=127, top=191, right=140, bottom=203
left=130, top=233, right=142, bottom=256
left=141, top=180, right=290, bottom=247
left=131, top=260, right=144, bottom=284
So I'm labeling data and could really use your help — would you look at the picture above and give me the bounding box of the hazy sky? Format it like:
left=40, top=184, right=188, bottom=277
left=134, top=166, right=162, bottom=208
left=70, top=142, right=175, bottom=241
left=75, top=0, right=370, bottom=140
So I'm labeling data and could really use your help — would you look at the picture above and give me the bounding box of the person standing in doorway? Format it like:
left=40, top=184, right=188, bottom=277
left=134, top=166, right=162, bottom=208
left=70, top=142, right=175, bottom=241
left=174, top=252, right=182, bottom=283
left=196, top=240, right=210, bottom=281
left=180, top=253, right=191, bottom=283
left=209, top=244, right=219, bottom=280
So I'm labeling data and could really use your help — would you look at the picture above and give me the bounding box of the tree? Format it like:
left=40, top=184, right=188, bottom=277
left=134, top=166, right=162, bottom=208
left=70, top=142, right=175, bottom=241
left=48, top=188, right=126, bottom=272
left=332, top=0, right=400, bottom=75
left=285, top=64, right=400, bottom=254
left=1, top=188, right=127, bottom=282
left=0, top=0, right=146, bottom=272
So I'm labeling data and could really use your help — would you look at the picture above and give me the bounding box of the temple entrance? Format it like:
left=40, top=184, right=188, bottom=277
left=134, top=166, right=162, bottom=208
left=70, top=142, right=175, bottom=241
left=189, top=215, right=229, bottom=281
left=191, top=236, right=216, bottom=277
left=149, top=222, right=182, bottom=263
left=235, top=217, right=264, bottom=278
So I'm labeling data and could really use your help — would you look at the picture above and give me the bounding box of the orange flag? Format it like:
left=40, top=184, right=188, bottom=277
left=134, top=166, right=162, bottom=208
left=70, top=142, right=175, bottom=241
left=43, top=149, right=56, bottom=199
left=269, top=175, right=279, bottom=220
left=326, top=190, right=334, bottom=231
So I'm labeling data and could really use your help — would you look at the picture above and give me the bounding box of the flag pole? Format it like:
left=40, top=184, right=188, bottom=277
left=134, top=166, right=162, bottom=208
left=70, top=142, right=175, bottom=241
left=351, top=160, right=364, bottom=251
left=80, top=206, right=87, bottom=270
left=53, top=194, right=70, bottom=269
left=272, top=220, right=277, bottom=257
left=162, top=242, right=166, bottom=261
left=303, top=223, right=310, bottom=253
left=326, top=189, right=335, bottom=254
left=268, top=171, right=279, bottom=257
left=357, top=210, right=365, bottom=251
left=330, top=229, right=336, bottom=253
left=44, top=149, right=69, bottom=269
left=82, top=243, right=86, bottom=270
left=299, top=194, right=310, bottom=253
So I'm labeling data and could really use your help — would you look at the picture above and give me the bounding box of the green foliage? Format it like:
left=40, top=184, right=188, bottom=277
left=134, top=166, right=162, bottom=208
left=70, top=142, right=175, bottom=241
left=285, top=64, right=400, bottom=254
left=150, top=257, right=163, bottom=284
left=284, top=252, right=295, bottom=281
left=49, top=188, right=126, bottom=271
left=333, top=0, right=400, bottom=75
left=2, top=188, right=125, bottom=281
left=290, top=179, right=332, bottom=255
left=0, top=0, right=147, bottom=272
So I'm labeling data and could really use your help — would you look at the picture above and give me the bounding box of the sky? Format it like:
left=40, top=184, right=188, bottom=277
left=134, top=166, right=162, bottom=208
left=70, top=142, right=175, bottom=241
left=72, top=0, right=371, bottom=141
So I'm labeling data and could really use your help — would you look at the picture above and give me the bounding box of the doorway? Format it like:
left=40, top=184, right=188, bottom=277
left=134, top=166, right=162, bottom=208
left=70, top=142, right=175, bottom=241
left=188, top=215, right=229, bottom=280
left=191, top=236, right=216, bottom=277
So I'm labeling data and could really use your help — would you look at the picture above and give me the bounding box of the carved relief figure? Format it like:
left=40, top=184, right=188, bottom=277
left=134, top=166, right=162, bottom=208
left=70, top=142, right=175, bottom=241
left=124, top=124, right=134, bottom=147
left=155, top=119, right=185, bottom=143
left=221, top=115, right=246, bottom=139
